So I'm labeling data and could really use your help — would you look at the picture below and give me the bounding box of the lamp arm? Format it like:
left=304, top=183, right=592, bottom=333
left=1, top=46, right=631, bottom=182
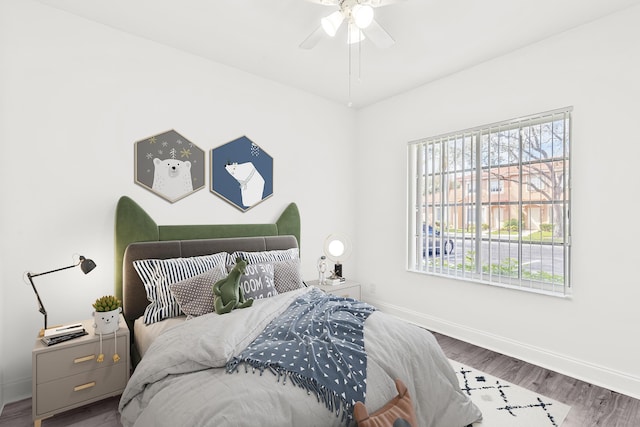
left=26, top=264, right=76, bottom=330
left=26, top=272, right=48, bottom=330
left=28, top=263, right=77, bottom=278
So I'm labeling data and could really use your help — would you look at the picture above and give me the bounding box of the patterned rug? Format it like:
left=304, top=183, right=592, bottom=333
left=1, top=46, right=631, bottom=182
left=449, top=360, right=571, bottom=427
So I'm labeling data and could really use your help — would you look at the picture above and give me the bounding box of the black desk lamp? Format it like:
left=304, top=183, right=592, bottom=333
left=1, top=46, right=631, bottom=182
left=26, top=255, right=97, bottom=331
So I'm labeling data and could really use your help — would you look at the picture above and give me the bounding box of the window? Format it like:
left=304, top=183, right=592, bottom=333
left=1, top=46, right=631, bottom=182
left=407, top=108, right=572, bottom=296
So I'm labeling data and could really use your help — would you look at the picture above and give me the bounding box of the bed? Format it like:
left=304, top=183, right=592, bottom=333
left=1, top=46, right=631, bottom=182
left=114, top=196, right=482, bottom=427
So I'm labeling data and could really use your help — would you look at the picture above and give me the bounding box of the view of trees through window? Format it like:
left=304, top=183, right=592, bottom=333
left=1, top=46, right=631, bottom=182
left=408, top=108, right=572, bottom=295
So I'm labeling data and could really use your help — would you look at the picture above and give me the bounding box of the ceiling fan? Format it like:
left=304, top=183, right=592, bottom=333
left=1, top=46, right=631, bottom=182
left=300, top=0, right=404, bottom=50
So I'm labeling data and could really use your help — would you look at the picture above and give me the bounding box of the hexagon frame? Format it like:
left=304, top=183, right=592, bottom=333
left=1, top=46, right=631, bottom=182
left=134, top=130, right=205, bottom=203
left=210, top=136, right=273, bottom=212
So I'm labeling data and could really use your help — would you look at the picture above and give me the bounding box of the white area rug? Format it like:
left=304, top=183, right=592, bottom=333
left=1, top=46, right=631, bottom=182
left=449, top=360, right=571, bottom=427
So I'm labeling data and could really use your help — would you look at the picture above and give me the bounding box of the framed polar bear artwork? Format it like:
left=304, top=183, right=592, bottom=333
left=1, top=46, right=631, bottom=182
left=134, top=130, right=205, bottom=203
left=210, top=136, right=274, bottom=212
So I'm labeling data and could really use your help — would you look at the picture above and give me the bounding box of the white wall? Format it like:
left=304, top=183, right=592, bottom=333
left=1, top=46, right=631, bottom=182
left=0, top=1, right=10, bottom=411
left=0, top=0, right=357, bottom=403
left=356, top=5, right=640, bottom=398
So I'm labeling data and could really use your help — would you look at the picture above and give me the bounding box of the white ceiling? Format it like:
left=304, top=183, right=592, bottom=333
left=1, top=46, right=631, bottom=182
left=36, top=0, right=640, bottom=108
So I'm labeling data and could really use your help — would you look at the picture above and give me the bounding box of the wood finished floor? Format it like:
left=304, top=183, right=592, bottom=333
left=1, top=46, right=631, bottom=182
left=433, top=332, right=640, bottom=427
left=1, top=333, right=638, bottom=426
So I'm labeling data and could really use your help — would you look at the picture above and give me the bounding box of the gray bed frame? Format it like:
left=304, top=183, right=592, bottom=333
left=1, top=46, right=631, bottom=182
left=122, top=235, right=299, bottom=324
left=122, top=235, right=299, bottom=365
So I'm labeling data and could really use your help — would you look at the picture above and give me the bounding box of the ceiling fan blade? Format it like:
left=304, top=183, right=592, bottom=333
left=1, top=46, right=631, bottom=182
left=299, top=26, right=326, bottom=49
left=362, top=19, right=395, bottom=48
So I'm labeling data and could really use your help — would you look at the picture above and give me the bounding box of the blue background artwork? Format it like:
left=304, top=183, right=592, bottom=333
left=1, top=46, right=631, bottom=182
left=210, top=136, right=273, bottom=211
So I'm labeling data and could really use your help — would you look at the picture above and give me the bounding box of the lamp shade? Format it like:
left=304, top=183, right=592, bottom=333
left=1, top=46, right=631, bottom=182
left=321, top=10, right=345, bottom=37
left=324, top=234, right=352, bottom=262
left=352, top=4, right=374, bottom=29
left=79, top=256, right=97, bottom=274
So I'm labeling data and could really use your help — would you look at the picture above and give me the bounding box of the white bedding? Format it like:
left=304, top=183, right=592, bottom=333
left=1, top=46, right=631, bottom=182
left=134, top=315, right=186, bottom=358
left=120, top=287, right=481, bottom=426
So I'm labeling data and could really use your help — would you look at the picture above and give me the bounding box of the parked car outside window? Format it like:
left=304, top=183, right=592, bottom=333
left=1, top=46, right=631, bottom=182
left=423, top=224, right=454, bottom=256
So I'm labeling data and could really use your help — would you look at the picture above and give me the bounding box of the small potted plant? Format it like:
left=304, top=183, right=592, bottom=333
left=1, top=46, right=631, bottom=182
left=92, top=295, right=122, bottom=334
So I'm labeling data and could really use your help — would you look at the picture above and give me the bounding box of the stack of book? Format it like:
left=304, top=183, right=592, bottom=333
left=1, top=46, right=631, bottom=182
left=41, top=323, right=88, bottom=346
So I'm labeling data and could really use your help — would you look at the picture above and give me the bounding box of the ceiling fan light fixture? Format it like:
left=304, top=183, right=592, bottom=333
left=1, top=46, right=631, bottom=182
left=352, top=4, right=374, bottom=29
left=321, top=10, right=344, bottom=37
left=347, top=22, right=365, bottom=44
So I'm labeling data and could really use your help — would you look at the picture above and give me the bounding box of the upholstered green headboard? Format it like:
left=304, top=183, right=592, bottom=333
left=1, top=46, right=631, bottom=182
left=114, top=196, right=301, bottom=300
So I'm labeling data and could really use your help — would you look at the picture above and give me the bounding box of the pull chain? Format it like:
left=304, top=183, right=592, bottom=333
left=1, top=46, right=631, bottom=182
left=348, top=33, right=352, bottom=107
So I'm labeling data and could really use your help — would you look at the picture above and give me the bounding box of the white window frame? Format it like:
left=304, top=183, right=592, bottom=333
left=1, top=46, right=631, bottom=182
left=407, top=107, right=572, bottom=296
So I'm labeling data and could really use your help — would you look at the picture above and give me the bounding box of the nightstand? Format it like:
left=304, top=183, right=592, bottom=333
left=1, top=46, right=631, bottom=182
left=32, top=315, right=130, bottom=427
left=307, top=279, right=362, bottom=300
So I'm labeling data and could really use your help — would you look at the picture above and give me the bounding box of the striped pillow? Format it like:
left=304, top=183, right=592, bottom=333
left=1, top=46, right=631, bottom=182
left=230, top=248, right=299, bottom=265
left=133, top=252, right=228, bottom=324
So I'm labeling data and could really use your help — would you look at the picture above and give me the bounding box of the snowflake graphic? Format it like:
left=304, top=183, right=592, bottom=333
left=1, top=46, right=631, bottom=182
left=158, top=149, right=163, bottom=155
left=162, top=141, right=168, bottom=147
left=180, top=148, right=192, bottom=158
left=148, top=136, right=157, bottom=144
left=146, top=153, right=153, bottom=159
left=176, top=139, right=183, bottom=145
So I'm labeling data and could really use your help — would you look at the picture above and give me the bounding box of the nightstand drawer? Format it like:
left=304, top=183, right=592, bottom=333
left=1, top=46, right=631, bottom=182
left=35, top=334, right=127, bottom=384
left=35, top=361, right=127, bottom=415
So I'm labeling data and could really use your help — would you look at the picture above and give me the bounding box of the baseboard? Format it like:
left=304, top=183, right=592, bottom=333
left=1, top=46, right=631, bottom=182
left=1, top=376, right=31, bottom=408
left=364, top=295, right=640, bottom=401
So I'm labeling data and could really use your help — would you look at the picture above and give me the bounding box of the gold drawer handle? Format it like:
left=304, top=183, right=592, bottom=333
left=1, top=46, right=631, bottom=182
left=73, top=355, right=96, bottom=364
left=73, top=381, right=96, bottom=392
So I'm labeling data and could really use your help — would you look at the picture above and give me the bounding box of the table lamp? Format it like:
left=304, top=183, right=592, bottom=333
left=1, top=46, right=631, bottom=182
left=323, top=234, right=351, bottom=278
left=26, top=255, right=97, bottom=331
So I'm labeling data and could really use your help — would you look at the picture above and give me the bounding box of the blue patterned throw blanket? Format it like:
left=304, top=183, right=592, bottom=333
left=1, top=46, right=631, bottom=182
left=227, top=288, right=376, bottom=423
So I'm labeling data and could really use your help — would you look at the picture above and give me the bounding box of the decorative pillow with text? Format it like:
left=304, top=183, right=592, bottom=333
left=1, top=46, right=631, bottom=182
left=230, top=262, right=278, bottom=300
